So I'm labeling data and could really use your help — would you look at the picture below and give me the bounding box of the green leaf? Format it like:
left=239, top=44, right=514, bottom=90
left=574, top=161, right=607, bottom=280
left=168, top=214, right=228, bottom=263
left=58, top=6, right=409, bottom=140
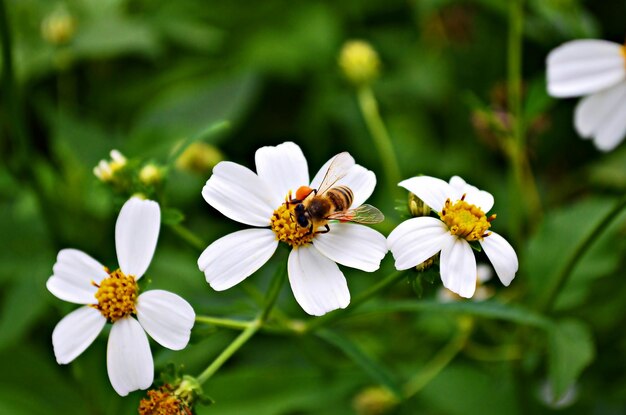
left=353, top=300, right=552, bottom=329
left=316, top=329, right=403, bottom=399
left=548, top=319, right=595, bottom=398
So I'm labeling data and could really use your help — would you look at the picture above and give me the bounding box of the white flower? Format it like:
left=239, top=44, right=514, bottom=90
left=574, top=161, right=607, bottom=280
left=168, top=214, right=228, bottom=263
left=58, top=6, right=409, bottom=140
left=198, top=142, right=387, bottom=316
left=547, top=39, right=626, bottom=151
left=47, top=198, right=195, bottom=396
left=388, top=176, right=518, bottom=298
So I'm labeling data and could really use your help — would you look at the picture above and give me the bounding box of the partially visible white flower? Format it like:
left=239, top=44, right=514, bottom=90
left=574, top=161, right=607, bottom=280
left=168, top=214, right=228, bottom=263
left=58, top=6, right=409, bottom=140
left=437, top=263, right=494, bottom=303
left=539, top=380, right=578, bottom=409
left=547, top=39, right=626, bottom=151
left=198, top=142, right=387, bottom=316
left=47, top=198, right=195, bottom=396
left=388, top=175, right=518, bottom=298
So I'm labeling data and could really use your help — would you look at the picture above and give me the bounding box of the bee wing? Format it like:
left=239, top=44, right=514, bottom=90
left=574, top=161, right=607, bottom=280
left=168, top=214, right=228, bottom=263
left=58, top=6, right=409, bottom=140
left=316, top=152, right=355, bottom=195
left=326, top=204, right=384, bottom=224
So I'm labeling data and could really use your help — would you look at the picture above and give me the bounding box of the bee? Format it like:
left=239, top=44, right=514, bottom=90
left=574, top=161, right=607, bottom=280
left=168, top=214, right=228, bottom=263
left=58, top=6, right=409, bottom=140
left=289, top=152, right=384, bottom=235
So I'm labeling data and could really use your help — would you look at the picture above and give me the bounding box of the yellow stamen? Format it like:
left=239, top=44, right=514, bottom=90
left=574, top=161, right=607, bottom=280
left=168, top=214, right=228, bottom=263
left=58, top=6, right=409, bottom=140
left=139, top=388, right=187, bottom=415
left=270, top=198, right=314, bottom=248
left=92, top=269, right=138, bottom=322
left=439, top=197, right=492, bottom=241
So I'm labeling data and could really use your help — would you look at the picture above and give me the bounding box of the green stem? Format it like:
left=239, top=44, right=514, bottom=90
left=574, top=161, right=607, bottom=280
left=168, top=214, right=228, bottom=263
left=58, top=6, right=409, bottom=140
left=305, top=270, right=405, bottom=332
left=196, top=320, right=260, bottom=385
left=357, top=86, right=402, bottom=190
left=537, top=194, right=626, bottom=312
left=196, top=265, right=286, bottom=385
left=167, top=223, right=207, bottom=252
left=403, top=317, right=472, bottom=398
left=506, top=0, right=543, bottom=240
left=0, top=0, right=28, bottom=171
left=195, top=316, right=252, bottom=331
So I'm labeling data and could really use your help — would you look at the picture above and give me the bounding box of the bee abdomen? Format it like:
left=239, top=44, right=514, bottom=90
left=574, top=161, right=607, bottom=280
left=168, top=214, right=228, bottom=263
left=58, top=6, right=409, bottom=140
left=327, top=186, right=353, bottom=211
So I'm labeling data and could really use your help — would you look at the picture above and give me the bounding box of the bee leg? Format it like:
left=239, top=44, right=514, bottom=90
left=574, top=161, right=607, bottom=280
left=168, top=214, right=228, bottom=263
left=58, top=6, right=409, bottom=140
left=315, top=224, right=331, bottom=234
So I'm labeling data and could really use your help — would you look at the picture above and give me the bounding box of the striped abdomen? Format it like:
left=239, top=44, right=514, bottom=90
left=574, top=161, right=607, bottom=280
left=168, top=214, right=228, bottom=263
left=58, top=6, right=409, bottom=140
left=326, top=186, right=353, bottom=212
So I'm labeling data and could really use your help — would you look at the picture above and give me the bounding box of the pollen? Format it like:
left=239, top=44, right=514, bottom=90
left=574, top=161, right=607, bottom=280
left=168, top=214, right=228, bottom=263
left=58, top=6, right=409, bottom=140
left=270, top=202, right=314, bottom=248
left=139, top=388, right=187, bottom=415
left=92, top=269, right=138, bottom=322
left=439, top=197, right=494, bottom=241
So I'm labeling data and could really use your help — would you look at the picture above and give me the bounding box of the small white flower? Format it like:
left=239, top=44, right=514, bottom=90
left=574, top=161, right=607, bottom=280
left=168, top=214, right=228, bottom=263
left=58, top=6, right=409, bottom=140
left=47, top=198, right=195, bottom=396
left=388, top=176, right=518, bottom=298
left=547, top=39, right=626, bottom=151
left=198, top=142, right=387, bottom=316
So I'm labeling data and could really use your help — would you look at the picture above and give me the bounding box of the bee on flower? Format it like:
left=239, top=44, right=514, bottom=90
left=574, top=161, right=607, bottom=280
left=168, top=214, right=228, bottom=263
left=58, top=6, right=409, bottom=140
left=47, top=198, right=195, bottom=396
left=388, top=175, right=518, bottom=298
left=547, top=39, right=626, bottom=151
left=198, top=142, right=388, bottom=316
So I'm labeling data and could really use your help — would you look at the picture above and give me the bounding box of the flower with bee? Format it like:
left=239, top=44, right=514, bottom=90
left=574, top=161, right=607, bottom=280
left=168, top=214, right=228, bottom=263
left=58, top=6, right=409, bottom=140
left=198, top=142, right=387, bottom=316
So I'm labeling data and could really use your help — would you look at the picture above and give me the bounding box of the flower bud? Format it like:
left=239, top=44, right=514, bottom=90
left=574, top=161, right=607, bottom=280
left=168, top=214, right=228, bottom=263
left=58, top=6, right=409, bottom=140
left=408, top=192, right=431, bottom=217
left=93, top=160, right=113, bottom=182
left=176, top=142, right=223, bottom=175
left=353, top=386, right=398, bottom=415
left=41, top=9, right=76, bottom=45
left=339, top=40, right=380, bottom=86
left=139, top=164, right=163, bottom=185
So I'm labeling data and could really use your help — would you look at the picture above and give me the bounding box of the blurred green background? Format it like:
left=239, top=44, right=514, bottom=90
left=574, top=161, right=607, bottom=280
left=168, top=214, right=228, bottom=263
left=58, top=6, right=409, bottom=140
left=1, top=0, right=626, bottom=413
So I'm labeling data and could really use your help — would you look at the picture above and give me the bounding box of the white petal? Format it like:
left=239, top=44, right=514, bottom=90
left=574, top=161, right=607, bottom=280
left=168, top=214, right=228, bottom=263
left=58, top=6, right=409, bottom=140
left=198, top=228, right=278, bottom=291
left=342, top=165, right=376, bottom=208
left=578, top=82, right=626, bottom=152
left=398, top=176, right=453, bottom=212
left=202, top=161, right=276, bottom=227
left=547, top=40, right=626, bottom=97
left=107, top=317, right=153, bottom=396
left=255, top=142, right=310, bottom=206
left=313, top=223, right=387, bottom=272
left=309, top=153, right=355, bottom=190
left=448, top=176, right=494, bottom=212
left=47, top=249, right=108, bottom=304
left=136, top=290, right=195, bottom=350
left=52, top=306, right=106, bottom=364
left=387, top=217, right=452, bottom=270
left=115, top=198, right=160, bottom=280
left=480, top=231, right=518, bottom=286
left=440, top=237, right=477, bottom=298
left=309, top=157, right=375, bottom=208
left=287, top=246, right=350, bottom=316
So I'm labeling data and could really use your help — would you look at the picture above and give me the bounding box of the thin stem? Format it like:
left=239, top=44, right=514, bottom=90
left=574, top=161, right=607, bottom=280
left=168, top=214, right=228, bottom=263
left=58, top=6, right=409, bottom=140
left=196, top=265, right=287, bottom=385
left=196, top=320, right=260, bottom=384
left=403, top=317, right=472, bottom=398
left=167, top=223, right=207, bottom=252
left=0, top=0, right=28, bottom=171
left=536, top=194, right=626, bottom=312
left=305, top=270, right=405, bottom=332
left=195, top=316, right=252, bottom=331
left=356, top=86, right=402, bottom=190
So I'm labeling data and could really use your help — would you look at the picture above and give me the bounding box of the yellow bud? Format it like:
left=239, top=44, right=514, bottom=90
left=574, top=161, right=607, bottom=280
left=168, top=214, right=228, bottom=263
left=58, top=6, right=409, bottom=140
left=176, top=142, right=223, bottom=175
left=353, top=386, right=398, bottom=415
left=109, top=149, right=127, bottom=172
left=139, top=164, right=162, bottom=185
left=339, top=40, right=380, bottom=86
left=408, top=192, right=431, bottom=217
left=41, top=10, right=76, bottom=45
left=93, top=160, right=113, bottom=182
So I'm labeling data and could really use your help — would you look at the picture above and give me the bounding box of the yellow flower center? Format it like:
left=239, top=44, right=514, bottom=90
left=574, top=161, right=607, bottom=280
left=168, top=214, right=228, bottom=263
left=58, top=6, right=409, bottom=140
left=270, top=200, right=314, bottom=248
left=92, top=269, right=138, bottom=322
left=439, top=197, right=495, bottom=241
left=139, top=388, right=187, bottom=415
